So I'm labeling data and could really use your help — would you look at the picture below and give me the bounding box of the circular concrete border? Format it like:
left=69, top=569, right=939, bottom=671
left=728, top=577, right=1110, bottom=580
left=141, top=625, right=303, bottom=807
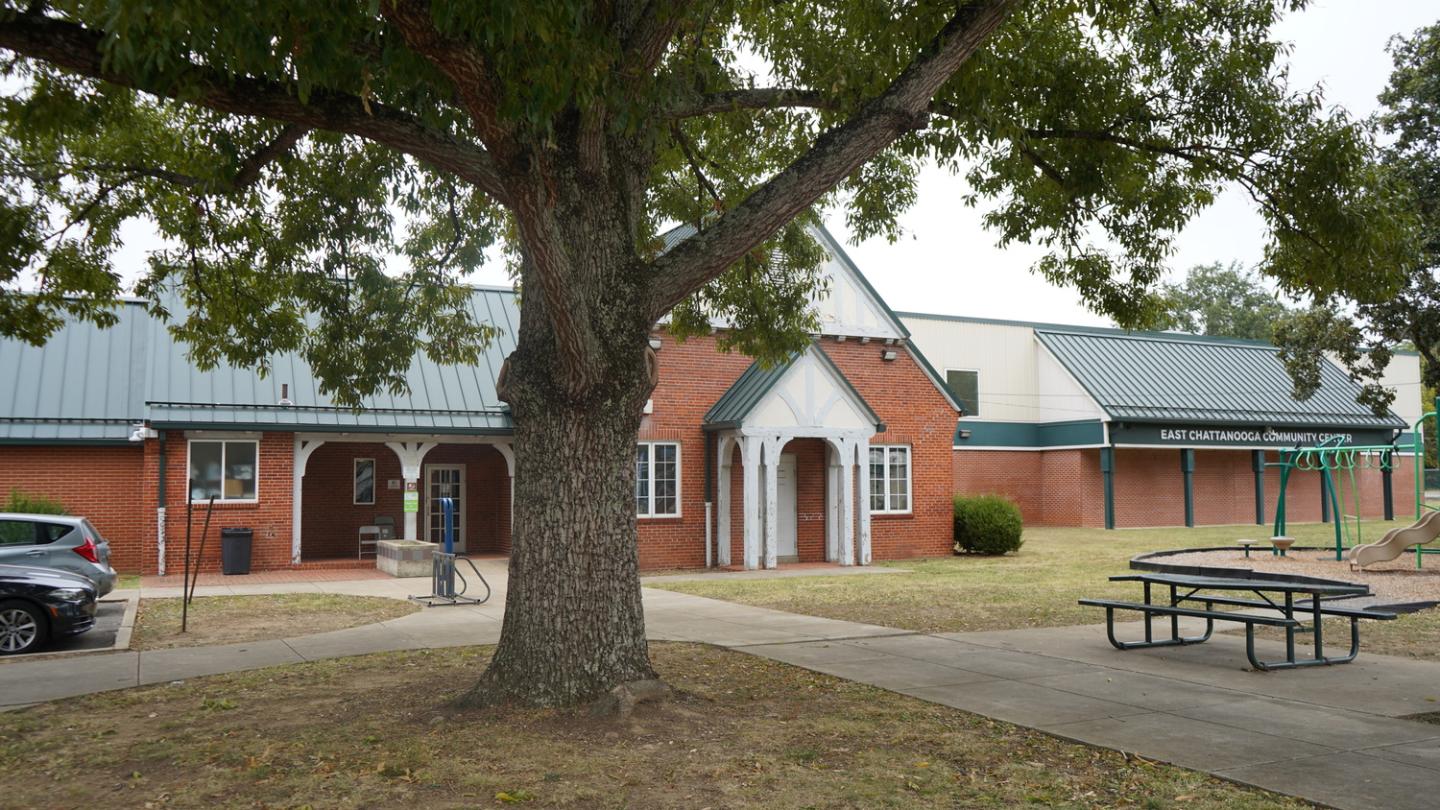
left=1129, top=547, right=1440, bottom=613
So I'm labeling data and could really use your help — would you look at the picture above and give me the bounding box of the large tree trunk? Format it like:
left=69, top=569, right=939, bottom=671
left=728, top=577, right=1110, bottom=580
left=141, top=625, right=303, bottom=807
left=460, top=137, right=661, bottom=707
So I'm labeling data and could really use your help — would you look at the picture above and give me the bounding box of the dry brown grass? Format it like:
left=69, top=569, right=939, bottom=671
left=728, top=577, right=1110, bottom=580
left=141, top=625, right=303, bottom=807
left=0, top=644, right=1303, bottom=809
left=132, top=593, right=419, bottom=650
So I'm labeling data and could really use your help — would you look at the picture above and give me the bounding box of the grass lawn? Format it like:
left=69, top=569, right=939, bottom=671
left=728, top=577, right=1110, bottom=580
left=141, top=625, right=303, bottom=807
left=0, top=643, right=1300, bottom=809
left=649, top=522, right=1429, bottom=635
left=132, top=593, right=419, bottom=650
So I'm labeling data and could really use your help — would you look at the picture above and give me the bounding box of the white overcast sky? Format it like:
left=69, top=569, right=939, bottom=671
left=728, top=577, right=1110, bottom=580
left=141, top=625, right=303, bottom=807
left=105, top=1, right=1437, bottom=328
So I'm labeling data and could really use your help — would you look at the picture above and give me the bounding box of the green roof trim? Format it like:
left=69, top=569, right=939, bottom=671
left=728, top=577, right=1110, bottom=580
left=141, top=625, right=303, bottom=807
left=1035, top=330, right=1406, bottom=430
left=953, top=419, right=1106, bottom=448
left=704, top=343, right=884, bottom=432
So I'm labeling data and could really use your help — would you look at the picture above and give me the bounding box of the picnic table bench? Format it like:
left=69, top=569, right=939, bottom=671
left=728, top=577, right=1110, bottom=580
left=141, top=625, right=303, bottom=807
left=1079, top=573, right=1396, bottom=671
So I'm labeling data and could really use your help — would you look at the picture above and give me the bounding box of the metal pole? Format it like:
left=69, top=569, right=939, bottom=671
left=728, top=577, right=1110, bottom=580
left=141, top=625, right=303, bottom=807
left=180, top=496, right=193, bottom=633
left=187, top=496, right=217, bottom=605
left=1252, top=449, right=1266, bottom=526
left=1382, top=451, right=1395, bottom=522
left=1101, top=447, right=1115, bottom=530
left=1180, top=449, right=1195, bottom=528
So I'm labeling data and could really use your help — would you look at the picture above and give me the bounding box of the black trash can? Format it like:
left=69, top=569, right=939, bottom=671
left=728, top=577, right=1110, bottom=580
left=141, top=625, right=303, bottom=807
left=220, top=527, right=253, bottom=575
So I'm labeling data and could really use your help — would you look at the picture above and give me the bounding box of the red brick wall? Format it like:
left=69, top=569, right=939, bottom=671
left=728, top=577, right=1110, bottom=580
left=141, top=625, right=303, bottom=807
left=0, top=444, right=148, bottom=573
left=636, top=330, right=958, bottom=569
left=953, top=448, right=1103, bottom=527
left=954, top=445, right=1417, bottom=530
left=300, top=442, right=511, bottom=559
left=161, top=432, right=293, bottom=574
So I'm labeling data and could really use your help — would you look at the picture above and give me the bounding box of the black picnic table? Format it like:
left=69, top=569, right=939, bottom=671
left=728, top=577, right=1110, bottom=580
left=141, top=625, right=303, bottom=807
left=1081, top=572, right=1391, bottom=671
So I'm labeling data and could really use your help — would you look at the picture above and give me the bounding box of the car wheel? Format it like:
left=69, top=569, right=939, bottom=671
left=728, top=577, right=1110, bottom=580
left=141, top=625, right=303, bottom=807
left=0, top=600, right=47, bottom=655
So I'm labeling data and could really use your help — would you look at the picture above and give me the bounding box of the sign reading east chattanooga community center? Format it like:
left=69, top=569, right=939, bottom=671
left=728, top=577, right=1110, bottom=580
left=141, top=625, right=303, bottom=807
left=1110, top=423, right=1397, bottom=448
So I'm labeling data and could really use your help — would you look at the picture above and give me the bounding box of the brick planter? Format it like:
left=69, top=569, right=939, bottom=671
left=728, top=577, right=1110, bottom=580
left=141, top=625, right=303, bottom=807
left=377, top=540, right=438, bottom=578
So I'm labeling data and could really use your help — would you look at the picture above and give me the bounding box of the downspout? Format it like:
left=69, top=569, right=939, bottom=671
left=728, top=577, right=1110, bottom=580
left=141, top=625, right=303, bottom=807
left=703, top=432, right=714, bottom=568
left=157, top=431, right=167, bottom=577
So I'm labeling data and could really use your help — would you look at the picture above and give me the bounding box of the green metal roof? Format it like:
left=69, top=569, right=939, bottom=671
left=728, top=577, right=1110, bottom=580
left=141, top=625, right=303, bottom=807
left=0, top=288, right=519, bottom=442
left=1035, top=330, right=1406, bottom=430
left=703, top=343, right=884, bottom=431
left=0, top=302, right=151, bottom=443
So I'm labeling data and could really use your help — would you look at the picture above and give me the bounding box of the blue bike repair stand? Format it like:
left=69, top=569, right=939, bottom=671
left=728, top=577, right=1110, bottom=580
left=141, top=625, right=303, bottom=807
left=409, top=496, right=490, bottom=607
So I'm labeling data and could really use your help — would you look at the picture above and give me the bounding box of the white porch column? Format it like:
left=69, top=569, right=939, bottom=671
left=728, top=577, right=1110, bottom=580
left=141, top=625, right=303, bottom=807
left=494, top=441, right=515, bottom=543
left=741, top=435, right=762, bottom=570
left=857, top=437, right=872, bottom=565
left=762, top=435, right=783, bottom=570
left=291, top=437, right=325, bottom=565
left=385, top=441, right=439, bottom=541
left=825, top=447, right=841, bottom=563
left=716, top=435, right=733, bottom=567
left=838, top=437, right=856, bottom=566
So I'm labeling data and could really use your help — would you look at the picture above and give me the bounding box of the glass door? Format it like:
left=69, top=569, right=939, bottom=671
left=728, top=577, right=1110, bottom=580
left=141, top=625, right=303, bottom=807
left=425, top=465, right=465, bottom=551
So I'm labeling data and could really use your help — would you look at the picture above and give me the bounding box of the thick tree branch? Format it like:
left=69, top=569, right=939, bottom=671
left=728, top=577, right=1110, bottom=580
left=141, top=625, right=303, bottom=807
left=0, top=12, right=511, bottom=204
left=379, top=0, right=514, bottom=155
left=667, top=87, right=838, bottom=118
left=619, top=0, right=693, bottom=78
left=648, top=0, right=1021, bottom=318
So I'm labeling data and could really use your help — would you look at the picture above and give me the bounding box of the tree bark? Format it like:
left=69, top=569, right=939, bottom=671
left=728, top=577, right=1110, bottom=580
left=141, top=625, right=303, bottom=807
left=459, top=132, right=661, bottom=707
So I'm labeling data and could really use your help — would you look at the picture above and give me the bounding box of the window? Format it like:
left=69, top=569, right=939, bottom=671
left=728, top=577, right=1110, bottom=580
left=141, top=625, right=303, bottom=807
left=354, top=458, right=376, bottom=505
left=946, top=369, right=979, bottom=417
left=869, top=445, right=911, bottom=514
left=188, top=440, right=258, bottom=502
left=636, top=442, right=680, bottom=517
left=0, top=520, right=35, bottom=547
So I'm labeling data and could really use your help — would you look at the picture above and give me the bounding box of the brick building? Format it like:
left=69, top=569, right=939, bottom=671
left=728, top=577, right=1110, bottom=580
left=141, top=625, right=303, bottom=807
left=900, top=312, right=1423, bottom=530
left=0, top=225, right=960, bottom=575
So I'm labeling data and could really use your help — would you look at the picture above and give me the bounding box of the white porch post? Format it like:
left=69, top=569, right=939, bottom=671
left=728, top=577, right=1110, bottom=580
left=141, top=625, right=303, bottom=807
left=762, top=435, right=783, bottom=570
left=838, top=437, right=856, bottom=566
left=857, top=437, right=872, bottom=565
left=825, top=446, right=840, bottom=563
left=291, top=437, right=325, bottom=565
left=494, top=441, right=515, bottom=542
left=741, top=435, right=762, bottom=570
left=716, top=435, right=733, bottom=567
left=385, top=441, right=438, bottom=541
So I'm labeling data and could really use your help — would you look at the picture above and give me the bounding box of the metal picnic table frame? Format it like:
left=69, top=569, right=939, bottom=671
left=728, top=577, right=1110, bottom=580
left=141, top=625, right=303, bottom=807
left=1100, top=572, right=1375, bottom=671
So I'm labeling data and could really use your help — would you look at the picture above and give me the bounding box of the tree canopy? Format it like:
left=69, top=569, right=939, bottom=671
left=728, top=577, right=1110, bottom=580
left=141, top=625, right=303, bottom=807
left=1274, top=20, right=1438, bottom=417
left=0, top=1, right=1418, bottom=405
left=1156, top=261, right=1294, bottom=341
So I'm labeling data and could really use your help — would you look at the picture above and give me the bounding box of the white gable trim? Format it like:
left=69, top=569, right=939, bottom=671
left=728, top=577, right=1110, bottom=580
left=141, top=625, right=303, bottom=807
left=739, top=345, right=878, bottom=437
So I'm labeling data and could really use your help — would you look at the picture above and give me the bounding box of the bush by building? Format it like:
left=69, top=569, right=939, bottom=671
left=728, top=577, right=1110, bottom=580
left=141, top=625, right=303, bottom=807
left=953, top=494, right=1023, bottom=555
left=4, top=489, right=67, bottom=515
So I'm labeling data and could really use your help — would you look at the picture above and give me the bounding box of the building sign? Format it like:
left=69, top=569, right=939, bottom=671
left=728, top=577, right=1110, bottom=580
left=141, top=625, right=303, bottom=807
left=1110, top=423, right=1398, bottom=449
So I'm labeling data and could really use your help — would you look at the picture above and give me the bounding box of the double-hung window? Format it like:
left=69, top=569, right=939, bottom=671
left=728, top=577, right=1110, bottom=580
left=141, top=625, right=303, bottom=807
left=188, top=439, right=259, bottom=502
left=636, top=442, right=680, bottom=517
left=868, top=445, right=911, bottom=514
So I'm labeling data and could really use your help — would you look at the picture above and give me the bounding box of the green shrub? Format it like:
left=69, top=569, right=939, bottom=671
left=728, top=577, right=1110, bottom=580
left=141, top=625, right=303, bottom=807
left=953, top=494, right=1023, bottom=555
left=4, top=489, right=67, bottom=515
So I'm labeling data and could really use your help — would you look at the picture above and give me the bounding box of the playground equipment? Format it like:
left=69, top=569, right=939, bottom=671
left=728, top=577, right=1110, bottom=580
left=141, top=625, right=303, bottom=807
left=1272, top=399, right=1440, bottom=566
left=1349, top=510, right=1440, bottom=569
left=410, top=496, right=491, bottom=608
left=1271, top=436, right=1400, bottom=561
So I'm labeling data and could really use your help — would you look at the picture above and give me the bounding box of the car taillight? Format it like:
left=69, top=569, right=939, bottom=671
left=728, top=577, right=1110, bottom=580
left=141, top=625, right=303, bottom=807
left=73, top=535, right=99, bottom=563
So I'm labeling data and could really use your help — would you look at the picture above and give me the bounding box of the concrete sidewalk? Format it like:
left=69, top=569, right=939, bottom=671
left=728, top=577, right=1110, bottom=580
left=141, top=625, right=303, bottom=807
left=1, top=573, right=1437, bottom=809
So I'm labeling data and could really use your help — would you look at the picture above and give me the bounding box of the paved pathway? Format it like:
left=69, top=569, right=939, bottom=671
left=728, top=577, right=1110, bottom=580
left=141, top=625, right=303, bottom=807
left=2, top=568, right=1438, bottom=809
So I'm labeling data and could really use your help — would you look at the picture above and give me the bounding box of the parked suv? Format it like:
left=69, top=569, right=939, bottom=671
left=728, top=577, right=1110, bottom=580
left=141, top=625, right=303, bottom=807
left=0, top=514, right=117, bottom=596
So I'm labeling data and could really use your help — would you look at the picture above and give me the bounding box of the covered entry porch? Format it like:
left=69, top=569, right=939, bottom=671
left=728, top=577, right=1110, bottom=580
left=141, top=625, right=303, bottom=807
left=290, top=434, right=513, bottom=563
left=706, top=344, right=884, bottom=570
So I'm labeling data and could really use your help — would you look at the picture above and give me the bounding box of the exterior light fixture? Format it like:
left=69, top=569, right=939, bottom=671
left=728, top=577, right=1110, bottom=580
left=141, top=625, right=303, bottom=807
left=957, top=429, right=972, bottom=440
left=643, top=399, right=654, bottom=415
left=880, top=349, right=898, bottom=361
left=648, top=338, right=662, bottom=350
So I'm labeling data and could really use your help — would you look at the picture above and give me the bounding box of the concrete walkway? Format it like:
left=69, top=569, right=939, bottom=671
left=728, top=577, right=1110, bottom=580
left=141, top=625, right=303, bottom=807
left=2, top=568, right=1438, bottom=809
